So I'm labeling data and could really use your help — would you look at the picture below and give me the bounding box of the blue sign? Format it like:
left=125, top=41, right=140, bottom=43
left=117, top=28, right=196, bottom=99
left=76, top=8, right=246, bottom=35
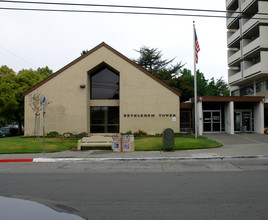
left=42, top=96, right=46, bottom=104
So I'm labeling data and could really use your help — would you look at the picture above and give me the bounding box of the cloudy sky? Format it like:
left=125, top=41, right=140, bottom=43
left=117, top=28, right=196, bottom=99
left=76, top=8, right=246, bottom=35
left=0, top=0, right=228, bottom=81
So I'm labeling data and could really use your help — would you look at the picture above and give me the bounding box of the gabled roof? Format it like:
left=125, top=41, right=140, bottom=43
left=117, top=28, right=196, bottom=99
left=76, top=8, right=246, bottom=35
left=23, top=42, right=181, bottom=97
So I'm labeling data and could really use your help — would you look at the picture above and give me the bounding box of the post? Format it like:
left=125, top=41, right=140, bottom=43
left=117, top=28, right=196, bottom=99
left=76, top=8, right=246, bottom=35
left=42, top=96, right=46, bottom=157
left=193, top=21, right=198, bottom=139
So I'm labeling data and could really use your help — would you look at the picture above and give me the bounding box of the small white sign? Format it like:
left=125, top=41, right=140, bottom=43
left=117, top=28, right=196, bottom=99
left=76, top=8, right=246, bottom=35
left=172, top=117, right=176, bottom=122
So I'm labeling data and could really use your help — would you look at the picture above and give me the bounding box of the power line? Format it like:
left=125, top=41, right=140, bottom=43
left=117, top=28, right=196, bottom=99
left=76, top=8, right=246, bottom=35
left=0, top=6, right=268, bottom=20
left=0, top=0, right=268, bottom=19
left=1, top=6, right=268, bottom=20
left=0, top=45, right=36, bottom=66
left=0, top=7, right=225, bottom=18
left=0, top=0, right=227, bottom=14
left=1, top=0, right=268, bottom=16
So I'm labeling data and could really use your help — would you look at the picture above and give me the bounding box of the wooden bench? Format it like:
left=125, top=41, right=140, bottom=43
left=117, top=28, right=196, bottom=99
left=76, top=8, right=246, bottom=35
left=77, top=136, right=113, bottom=150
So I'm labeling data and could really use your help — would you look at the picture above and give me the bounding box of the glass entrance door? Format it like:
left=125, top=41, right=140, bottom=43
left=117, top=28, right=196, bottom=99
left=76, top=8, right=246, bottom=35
left=203, top=110, right=221, bottom=132
left=90, top=106, right=119, bottom=133
left=234, top=110, right=252, bottom=132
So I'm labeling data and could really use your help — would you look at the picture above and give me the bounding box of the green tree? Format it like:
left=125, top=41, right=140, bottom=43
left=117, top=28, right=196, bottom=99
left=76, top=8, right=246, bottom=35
left=215, top=77, right=230, bottom=96
left=206, top=77, right=229, bottom=96
left=175, top=69, right=208, bottom=101
left=0, top=65, right=53, bottom=134
left=133, top=46, right=184, bottom=80
left=0, top=65, right=17, bottom=126
left=81, top=50, right=89, bottom=56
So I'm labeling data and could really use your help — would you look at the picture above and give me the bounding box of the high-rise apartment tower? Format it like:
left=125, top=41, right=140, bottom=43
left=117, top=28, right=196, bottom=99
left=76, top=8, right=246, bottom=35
left=226, top=0, right=268, bottom=126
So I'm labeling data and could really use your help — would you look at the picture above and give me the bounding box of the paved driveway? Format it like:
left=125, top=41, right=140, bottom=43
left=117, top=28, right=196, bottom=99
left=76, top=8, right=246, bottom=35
left=204, top=133, right=268, bottom=145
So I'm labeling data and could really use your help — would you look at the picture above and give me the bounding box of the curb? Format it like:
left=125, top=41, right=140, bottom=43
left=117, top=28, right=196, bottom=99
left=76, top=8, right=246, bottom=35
left=1, top=155, right=268, bottom=163
left=0, top=158, right=33, bottom=163
left=33, top=155, right=268, bottom=162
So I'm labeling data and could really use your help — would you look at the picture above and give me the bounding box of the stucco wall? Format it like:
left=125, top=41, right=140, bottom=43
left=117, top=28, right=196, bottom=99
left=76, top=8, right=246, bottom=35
left=24, top=45, right=180, bottom=136
left=24, top=61, right=89, bottom=136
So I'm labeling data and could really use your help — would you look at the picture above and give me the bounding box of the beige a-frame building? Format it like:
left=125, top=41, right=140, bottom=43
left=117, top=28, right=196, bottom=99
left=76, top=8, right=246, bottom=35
left=23, top=42, right=181, bottom=136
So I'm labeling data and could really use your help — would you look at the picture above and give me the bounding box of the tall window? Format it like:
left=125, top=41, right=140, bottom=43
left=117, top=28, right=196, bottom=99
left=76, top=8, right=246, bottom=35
left=90, top=107, right=119, bottom=133
left=90, top=66, right=119, bottom=99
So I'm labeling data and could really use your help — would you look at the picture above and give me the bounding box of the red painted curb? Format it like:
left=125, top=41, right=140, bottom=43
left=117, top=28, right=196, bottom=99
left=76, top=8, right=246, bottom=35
left=0, top=158, right=33, bottom=163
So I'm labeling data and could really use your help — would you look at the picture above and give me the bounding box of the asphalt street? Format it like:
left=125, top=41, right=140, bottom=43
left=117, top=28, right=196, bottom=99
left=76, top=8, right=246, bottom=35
left=0, top=158, right=268, bottom=220
left=0, top=133, right=268, bottom=219
left=0, top=166, right=268, bottom=220
left=0, top=158, right=268, bottom=173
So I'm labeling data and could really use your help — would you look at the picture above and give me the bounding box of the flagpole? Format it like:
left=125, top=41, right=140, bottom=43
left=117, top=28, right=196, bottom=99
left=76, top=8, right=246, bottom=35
left=193, top=21, right=198, bottom=139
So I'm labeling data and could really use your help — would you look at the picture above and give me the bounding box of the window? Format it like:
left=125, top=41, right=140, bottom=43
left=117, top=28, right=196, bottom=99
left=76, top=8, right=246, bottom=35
left=180, top=111, right=192, bottom=133
left=90, top=107, right=119, bottom=133
left=231, top=89, right=239, bottom=96
left=256, top=81, right=265, bottom=93
left=90, top=67, right=119, bottom=99
left=240, top=85, right=253, bottom=96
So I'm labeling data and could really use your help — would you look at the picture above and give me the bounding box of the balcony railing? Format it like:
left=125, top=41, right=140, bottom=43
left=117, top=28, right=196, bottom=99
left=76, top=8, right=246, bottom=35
left=242, top=15, right=258, bottom=35
left=227, top=29, right=240, bottom=47
left=226, top=0, right=238, bottom=10
left=229, top=71, right=241, bottom=84
left=228, top=50, right=241, bottom=65
left=241, top=0, right=255, bottom=12
left=227, top=8, right=240, bottom=28
left=244, top=62, right=261, bottom=78
left=243, top=37, right=260, bottom=57
left=242, top=14, right=268, bottom=35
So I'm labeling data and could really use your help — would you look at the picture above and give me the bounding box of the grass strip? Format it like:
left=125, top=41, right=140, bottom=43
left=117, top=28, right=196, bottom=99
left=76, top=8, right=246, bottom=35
left=0, top=135, right=222, bottom=154
left=0, top=137, right=79, bottom=154
left=134, top=136, right=222, bottom=151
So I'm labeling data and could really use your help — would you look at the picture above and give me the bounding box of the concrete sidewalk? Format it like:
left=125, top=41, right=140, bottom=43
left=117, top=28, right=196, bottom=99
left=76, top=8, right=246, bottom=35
left=0, top=133, right=268, bottom=162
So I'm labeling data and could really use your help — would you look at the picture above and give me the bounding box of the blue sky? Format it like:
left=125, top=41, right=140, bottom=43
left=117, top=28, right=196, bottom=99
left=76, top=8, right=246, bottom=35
left=0, top=0, right=228, bottom=81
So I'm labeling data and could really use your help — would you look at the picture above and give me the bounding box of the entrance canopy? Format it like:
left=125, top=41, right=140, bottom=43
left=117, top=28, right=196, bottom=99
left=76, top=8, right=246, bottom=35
left=181, top=96, right=265, bottom=135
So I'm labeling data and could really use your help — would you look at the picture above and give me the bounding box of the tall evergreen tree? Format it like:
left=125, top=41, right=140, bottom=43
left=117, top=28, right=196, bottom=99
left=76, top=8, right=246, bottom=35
left=133, top=46, right=184, bottom=80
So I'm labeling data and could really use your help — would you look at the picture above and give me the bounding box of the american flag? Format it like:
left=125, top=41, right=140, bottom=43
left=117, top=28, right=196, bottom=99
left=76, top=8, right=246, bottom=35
left=194, top=27, right=200, bottom=64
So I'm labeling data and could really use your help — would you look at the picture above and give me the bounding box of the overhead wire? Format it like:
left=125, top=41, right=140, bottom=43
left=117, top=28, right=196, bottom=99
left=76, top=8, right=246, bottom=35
left=0, top=7, right=229, bottom=18
left=0, top=0, right=228, bottom=13
left=0, top=0, right=268, bottom=19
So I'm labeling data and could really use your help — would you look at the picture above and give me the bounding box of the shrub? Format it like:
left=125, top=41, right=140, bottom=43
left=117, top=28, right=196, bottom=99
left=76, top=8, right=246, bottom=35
left=63, top=132, right=73, bottom=138
left=46, top=131, right=60, bottom=136
left=126, top=130, right=132, bottom=135
left=264, top=128, right=268, bottom=135
left=134, top=129, right=147, bottom=136
left=78, top=132, right=88, bottom=137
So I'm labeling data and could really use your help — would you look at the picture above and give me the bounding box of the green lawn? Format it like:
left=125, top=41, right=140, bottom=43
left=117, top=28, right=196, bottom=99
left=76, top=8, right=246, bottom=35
left=0, top=135, right=222, bottom=154
left=134, top=136, right=222, bottom=151
left=0, top=137, right=80, bottom=154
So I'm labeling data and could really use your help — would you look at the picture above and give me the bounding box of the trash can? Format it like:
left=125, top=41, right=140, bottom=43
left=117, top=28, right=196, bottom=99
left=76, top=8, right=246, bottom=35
left=162, top=128, right=174, bottom=151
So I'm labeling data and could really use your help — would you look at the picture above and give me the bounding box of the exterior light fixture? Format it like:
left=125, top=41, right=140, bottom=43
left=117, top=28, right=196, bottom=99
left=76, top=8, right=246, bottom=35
left=80, top=84, right=86, bottom=88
